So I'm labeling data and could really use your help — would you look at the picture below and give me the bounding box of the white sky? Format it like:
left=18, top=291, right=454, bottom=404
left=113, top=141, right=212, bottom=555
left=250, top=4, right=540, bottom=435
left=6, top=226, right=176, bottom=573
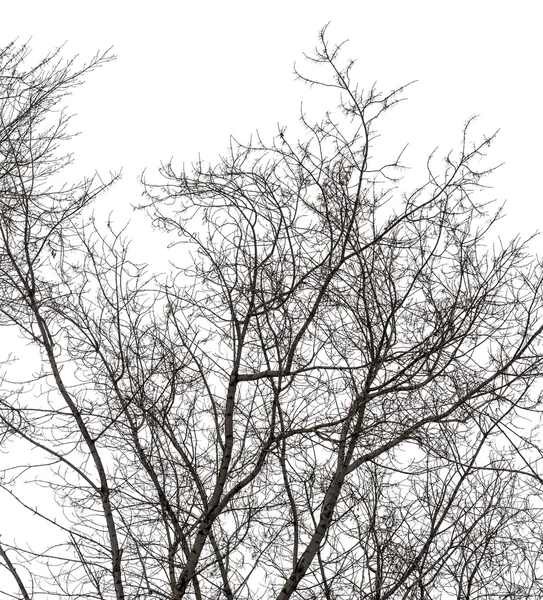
left=1, top=1, right=542, bottom=247
left=0, top=0, right=542, bottom=590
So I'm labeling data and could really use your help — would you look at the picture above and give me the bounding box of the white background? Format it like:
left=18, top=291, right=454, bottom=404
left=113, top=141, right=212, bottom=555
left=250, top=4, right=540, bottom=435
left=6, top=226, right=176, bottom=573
left=1, top=1, right=542, bottom=246
left=0, top=0, right=542, bottom=591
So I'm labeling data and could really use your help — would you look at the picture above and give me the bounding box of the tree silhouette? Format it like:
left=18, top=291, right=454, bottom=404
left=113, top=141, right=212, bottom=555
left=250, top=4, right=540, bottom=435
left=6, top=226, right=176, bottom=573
left=1, top=28, right=543, bottom=600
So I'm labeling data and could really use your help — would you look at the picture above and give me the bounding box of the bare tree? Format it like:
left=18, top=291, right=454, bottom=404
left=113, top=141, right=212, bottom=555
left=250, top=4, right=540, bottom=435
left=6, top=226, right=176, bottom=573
left=2, top=27, right=543, bottom=600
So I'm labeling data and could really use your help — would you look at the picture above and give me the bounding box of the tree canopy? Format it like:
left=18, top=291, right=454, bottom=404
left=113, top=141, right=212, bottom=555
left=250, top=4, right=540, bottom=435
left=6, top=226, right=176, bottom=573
left=1, top=29, right=543, bottom=600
